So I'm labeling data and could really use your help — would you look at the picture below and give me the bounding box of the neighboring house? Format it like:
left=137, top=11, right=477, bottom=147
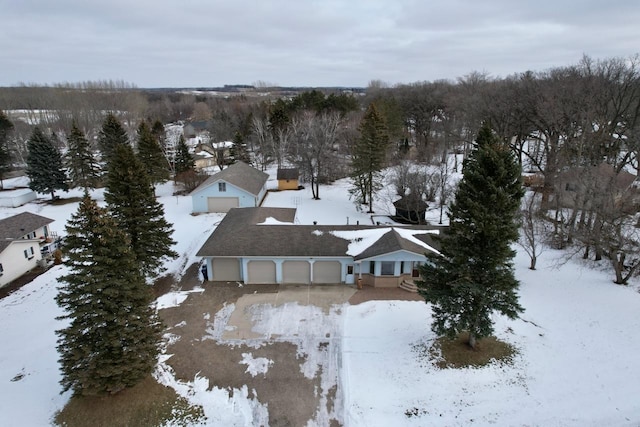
left=183, top=121, right=210, bottom=139
left=552, top=163, right=638, bottom=211
left=193, top=152, right=216, bottom=171
left=191, top=161, right=269, bottom=213
left=0, top=212, right=55, bottom=287
left=197, top=207, right=442, bottom=286
left=276, top=168, right=300, bottom=191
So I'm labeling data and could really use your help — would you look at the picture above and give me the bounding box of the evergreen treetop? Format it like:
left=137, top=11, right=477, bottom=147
left=174, top=134, right=195, bottom=176
left=0, top=110, right=14, bottom=189
left=418, top=123, right=524, bottom=349
left=105, top=144, right=177, bottom=278
left=98, top=113, right=129, bottom=164
left=66, top=121, right=101, bottom=190
left=136, top=121, right=170, bottom=186
left=26, top=126, right=69, bottom=200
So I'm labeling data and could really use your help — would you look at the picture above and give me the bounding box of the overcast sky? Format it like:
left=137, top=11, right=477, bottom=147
left=2, top=0, right=639, bottom=88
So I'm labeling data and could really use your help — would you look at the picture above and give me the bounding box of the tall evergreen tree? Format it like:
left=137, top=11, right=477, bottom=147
left=0, top=110, right=14, bottom=189
left=66, top=121, right=101, bottom=190
left=350, top=102, right=389, bottom=213
left=417, top=123, right=525, bottom=349
left=105, top=144, right=177, bottom=278
left=98, top=113, right=129, bottom=164
left=230, top=131, right=251, bottom=164
left=174, top=134, right=194, bottom=177
left=135, top=121, right=170, bottom=186
left=56, top=195, right=162, bottom=396
left=26, top=126, right=68, bottom=200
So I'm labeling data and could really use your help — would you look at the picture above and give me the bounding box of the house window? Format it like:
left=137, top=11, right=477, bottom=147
left=381, top=261, right=395, bottom=276
left=218, top=182, right=226, bottom=192
left=369, top=261, right=375, bottom=274
left=0, top=263, right=3, bottom=276
left=347, top=265, right=354, bottom=275
left=24, top=247, right=35, bottom=259
left=412, top=262, right=420, bottom=278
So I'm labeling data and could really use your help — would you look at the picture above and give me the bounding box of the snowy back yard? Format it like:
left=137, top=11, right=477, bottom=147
left=0, top=171, right=639, bottom=426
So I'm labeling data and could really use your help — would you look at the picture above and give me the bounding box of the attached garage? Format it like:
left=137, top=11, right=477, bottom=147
left=212, top=258, right=241, bottom=281
left=207, top=197, right=239, bottom=213
left=282, top=261, right=311, bottom=284
left=313, top=261, right=342, bottom=284
left=247, top=260, right=276, bottom=284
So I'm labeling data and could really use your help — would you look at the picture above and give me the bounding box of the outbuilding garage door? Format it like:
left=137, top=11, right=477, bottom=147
left=313, top=261, right=342, bottom=284
left=212, top=258, right=241, bottom=281
left=247, top=260, right=276, bottom=284
left=207, top=197, right=239, bottom=213
left=282, top=261, right=311, bottom=284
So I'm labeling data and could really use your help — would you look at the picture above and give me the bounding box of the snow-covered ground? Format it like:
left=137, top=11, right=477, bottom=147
left=1, top=171, right=640, bottom=426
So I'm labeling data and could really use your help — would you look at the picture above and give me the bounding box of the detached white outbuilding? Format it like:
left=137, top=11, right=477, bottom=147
left=191, top=161, right=269, bottom=213
left=0, top=189, right=37, bottom=208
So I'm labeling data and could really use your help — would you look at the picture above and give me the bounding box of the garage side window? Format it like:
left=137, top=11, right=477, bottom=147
left=218, top=182, right=226, bottom=192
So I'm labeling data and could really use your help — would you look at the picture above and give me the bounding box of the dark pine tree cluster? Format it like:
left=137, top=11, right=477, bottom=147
left=56, top=196, right=162, bottom=395
left=26, top=126, right=68, bottom=200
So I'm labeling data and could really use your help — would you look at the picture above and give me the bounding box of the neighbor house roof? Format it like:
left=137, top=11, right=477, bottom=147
left=277, top=168, right=299, bottom=180
left=197, top=207, right=441, bottom=259
left=191, top=161, right=269, bottom=196
left=0, top=212, right=54, bottom=252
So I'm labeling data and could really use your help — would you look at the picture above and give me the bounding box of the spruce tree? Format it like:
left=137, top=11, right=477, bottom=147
left=98, top=113, right=129, bottom=164
left=0, top=110, right=14, bottom=189
left=417, top=123, right=525, bottom=349
left=26, top=126, right=69, bottom=200
left=230, top=131, right=251, bottom=164
left=66, top=121, right=101, bottom=190
left=350, top=102, right=388, bottom=213
left=105, top=144, right=177, bottom=278
left=56, top=195, right=162, bottom=396
left=174, top=134, right=194, bottom=177
left=135, top=121, right=170, bottom=186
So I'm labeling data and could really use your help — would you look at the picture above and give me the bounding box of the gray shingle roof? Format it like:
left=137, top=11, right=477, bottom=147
left=277, top=168, right=299, bottom=180
left=191, top=161, right=269, bottom=196
left=0, top=212, right=54, bottom=252
left=196, top=207, right=442, bottom=259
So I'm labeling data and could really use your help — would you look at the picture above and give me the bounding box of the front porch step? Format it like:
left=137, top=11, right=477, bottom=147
left=398, top=280, right=418, bottom=293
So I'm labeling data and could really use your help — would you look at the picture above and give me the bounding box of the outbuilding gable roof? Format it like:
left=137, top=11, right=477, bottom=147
left=197, top=207, right=442, bottom=259
left=277, top=168, right=299, bottom=180
left=191, top=161, right=269, bottom=196
left=0, top=212, right=54, bottom=252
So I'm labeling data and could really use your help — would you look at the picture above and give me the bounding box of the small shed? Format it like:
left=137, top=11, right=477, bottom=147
left=277, top=168, right=300, bottom=191
left=393, top=196, right=428, bottom=224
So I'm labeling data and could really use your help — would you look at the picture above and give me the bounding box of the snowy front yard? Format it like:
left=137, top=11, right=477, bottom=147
left=1, top=174, right=640, bottom=426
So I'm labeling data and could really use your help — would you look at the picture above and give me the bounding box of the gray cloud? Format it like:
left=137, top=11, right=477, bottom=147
left=1, top=0, right=638, bottom=87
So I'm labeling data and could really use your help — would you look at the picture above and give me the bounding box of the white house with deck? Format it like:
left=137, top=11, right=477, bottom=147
left=0, top=212, right=55, bottom=287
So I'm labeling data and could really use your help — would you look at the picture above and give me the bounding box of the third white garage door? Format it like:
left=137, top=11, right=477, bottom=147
left=207, top=197, right=239, bottom=213
left=282, top=261, right=311, bottom=284
left=313, top=261, right=342, bottom=284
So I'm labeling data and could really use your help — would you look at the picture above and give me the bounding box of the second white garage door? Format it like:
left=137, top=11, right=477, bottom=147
left=313, top=261, right=342, bottom=284
left=282, top=261, right=311, bottom=284
left=207, top=197, right=239, bottom=213
left=247, top=260, right=276, bottom=284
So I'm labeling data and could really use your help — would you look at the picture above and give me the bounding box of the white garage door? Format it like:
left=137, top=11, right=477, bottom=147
left=207, top=197, right=239, bottom=213
left=212, top=258, right=241, bottom=281
left=282, top=261, right=311, bottom=284
left=313, top=261, right=342, bottom=284
left=247, top=261, right=276, bottom=284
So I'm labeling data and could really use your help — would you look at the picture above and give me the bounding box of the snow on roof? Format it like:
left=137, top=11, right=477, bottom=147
left=257, top=216, right=295, bottom=225
left=212, top=141, right=234, bottom=149
left=330, top=228, right=393, bottom=256
left=330, top=227, right=440, bottom=257
left=394, top=227, right=441, bottom=255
